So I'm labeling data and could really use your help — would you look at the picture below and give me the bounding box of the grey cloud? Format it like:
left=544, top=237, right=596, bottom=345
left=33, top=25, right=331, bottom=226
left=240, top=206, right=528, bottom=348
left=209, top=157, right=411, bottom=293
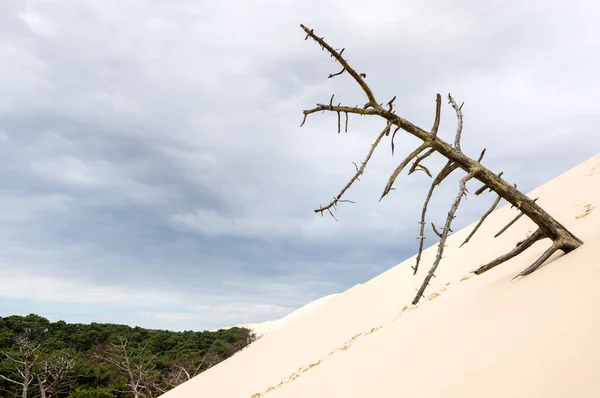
left=0, top=0, right=598, bottom=330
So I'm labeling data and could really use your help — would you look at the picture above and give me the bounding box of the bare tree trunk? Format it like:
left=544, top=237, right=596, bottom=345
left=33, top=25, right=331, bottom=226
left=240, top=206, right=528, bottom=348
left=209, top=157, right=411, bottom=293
left=22, top=367, right=29, bottom=398
left=37, top=378, right=45, bottom=398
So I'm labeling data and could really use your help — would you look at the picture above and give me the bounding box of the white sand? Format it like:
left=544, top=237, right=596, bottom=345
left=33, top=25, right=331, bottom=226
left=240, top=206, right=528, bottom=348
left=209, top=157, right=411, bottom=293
left=162, top=153, right=600, bottom=398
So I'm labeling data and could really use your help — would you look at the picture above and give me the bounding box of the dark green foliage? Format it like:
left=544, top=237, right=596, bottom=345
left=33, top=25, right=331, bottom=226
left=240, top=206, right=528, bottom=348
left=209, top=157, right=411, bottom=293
left=67, top=387, right=116, bottom=398
left=0, top=314, right=256, bottom=398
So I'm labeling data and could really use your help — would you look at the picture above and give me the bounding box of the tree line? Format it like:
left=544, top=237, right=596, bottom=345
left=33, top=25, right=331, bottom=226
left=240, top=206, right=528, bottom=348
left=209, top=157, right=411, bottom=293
left=0, top=314, right=256, bottom=398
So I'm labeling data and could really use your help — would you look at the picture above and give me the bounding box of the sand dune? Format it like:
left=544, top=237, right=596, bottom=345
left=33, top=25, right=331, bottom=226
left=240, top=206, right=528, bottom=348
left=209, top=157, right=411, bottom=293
left=161, top=153, right=600, bottom=398
left=213, top=293, right=341, bottom=338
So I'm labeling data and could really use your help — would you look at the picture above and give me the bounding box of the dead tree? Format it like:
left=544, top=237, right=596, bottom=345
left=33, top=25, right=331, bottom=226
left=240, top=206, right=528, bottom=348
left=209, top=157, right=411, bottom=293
left=94, top=337, right=157, bottom=398
left=0, top=336, right=40, bottom=398
left=35, top=349, right=77, bottom=398
left=151, top=353, right=218, bottom=395
left=298, top=24, right=583, bottom=304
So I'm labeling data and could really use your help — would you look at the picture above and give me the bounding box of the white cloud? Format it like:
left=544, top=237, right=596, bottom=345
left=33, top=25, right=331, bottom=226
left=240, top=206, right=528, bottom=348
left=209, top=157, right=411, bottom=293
left=0, top=193, right=73, bottom=222
left=0, top=271, right=181, bottom=309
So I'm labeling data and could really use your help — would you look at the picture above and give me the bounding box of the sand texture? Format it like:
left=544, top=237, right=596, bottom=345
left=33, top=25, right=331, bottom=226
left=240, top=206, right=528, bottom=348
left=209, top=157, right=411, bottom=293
left=161, top=153, right=600, bottom=398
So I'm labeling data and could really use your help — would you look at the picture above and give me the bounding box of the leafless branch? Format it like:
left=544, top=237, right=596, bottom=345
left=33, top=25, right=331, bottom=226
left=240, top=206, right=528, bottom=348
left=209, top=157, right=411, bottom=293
left=431, top=94, right=442, bottom=136
left=494, top=198, right=539, bottom=238
left=344, top=112, right=348, bottom=132
left=0, top=336, right=40, bottom=398
left=413, top=163, right=432, bottom=177
left=301, top=24, right=379, bottom=108
left=447, top=94, right=464, bottom=151
left=380, top=143, right=430, bottom=200
left=95, top=337, right=157, bottom=398
left=473, top=229, right=546, bottom=274
left=303, top=104, right=381, bottom=119
left=387, top=95, right=396, bottom=112
left=430, top=223, right=442, bottom=238
left=391, top=126, right=401, bottom=155
left=477, top=148, right=486, bottom=162
left=328, top=68, right=345, bottom=79
left=408, top=148, right=436, bottom=175
left=413, top=172, right=475, bottom=303
left=315, top=122, right=391, bottom=214
left=0, top=374, right=25, bottom=387
left=512, top=242, right=560, bottom=278
left=460, top=194, right=502, bottom=247
left=412, top=161, right=459, bottom=275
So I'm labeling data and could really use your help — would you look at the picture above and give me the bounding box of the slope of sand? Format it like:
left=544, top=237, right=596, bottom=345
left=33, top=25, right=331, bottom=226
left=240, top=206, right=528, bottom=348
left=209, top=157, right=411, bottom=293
left=212, top=293, right=341, bottom=339
left=162, top=153, right=600, bottom=398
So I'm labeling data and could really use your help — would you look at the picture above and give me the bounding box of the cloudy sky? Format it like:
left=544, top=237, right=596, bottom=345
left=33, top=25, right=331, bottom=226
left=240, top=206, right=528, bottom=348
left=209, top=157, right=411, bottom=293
left=0, top=0, right=598, bottom=331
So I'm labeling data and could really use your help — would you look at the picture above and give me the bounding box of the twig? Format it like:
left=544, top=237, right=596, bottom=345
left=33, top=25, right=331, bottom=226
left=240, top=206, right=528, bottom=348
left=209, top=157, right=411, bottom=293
left=391, top=126, right=401, bottom=155
left=431, top=223, right=442, bottom=238
left=494, top=198, right=539, bottom=237
left=387, top=96, right=396, bottom=112
left=409, top=148, right=435, bottom=175
left=431, top=94, right=442, bottom=136
left=344, top=112, right=348, bottom=132
left=315, top=122, right=391, bottom=214
left=328, top=68, right=345, bottom=78
left=303, top=104, right=381, bottom=119
left=414, top=163, right=432, bottom=177
left=301, top=24, right=379, bottom=108
left=477, top=148, right=486, bottom=162
left=380, top=143, right=430, bottom=200
left=460, top=194, right=502, bottom=247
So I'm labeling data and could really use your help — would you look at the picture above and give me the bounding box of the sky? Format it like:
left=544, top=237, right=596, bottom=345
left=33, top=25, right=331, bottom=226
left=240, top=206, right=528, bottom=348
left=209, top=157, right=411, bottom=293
left=0, top=0, right=598, bottom=332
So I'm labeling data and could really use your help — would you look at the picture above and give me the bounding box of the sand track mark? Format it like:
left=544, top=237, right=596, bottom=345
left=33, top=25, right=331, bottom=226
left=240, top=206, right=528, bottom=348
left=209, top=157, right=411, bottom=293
left=576, top=203, right=595, bottom=219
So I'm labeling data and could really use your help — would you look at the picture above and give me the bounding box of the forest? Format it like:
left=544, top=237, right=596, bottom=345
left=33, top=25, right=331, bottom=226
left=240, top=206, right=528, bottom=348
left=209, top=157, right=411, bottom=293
left=0, top=314, right=255, bottom=398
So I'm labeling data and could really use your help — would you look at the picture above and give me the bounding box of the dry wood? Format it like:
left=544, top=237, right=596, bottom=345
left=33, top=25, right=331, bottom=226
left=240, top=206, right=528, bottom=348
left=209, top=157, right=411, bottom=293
left=413, top=173, right=474, bottom=304
left=299, top=24, right=583, bottom=303
left=412, top=161, right=458, bottom=275
left=475, top=171, right=503, bottom=195
left=314, top=122, right=391, bottom=215
left=381, top=143, right=430, bottom=200
left=513, top=243, right=560, bottom=278
left=494, top=198, right=539, bottom=238
left=448, top=95, right=464, bottom=150
left=473, top=229, right=546, bottom=275
left=409, top=148, right=435, bottom=175
left=430, top=94, right=442, bottom=136
left=460, top=194, right=502, bottom=247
